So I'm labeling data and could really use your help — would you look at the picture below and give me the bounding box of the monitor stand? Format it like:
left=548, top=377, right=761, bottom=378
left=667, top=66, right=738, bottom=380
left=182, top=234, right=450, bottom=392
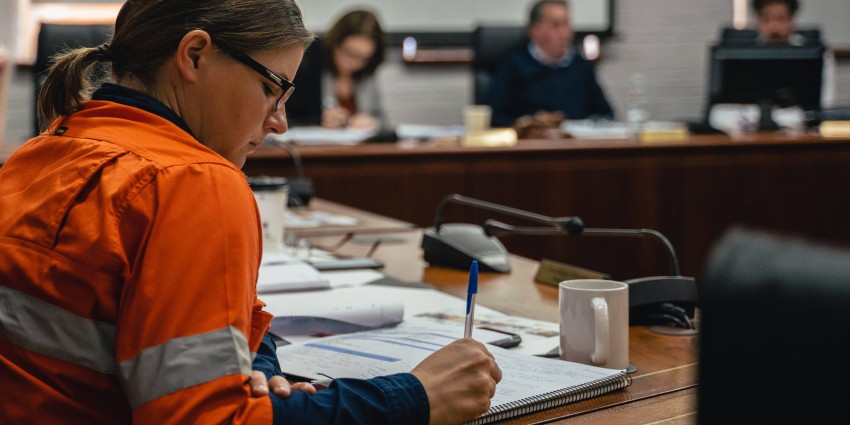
left=757, top=99, right=781, bottom=132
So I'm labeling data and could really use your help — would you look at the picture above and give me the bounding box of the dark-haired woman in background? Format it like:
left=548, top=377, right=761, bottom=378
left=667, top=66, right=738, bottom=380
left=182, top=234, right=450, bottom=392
left=320, top=10, right=388, bottom=130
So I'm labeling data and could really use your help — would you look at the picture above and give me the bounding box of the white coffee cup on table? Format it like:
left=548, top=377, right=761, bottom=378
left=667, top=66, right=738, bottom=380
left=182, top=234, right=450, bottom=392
left=559, top=279, right=629, bottom=370
left=247, top=176, right=289, bottom=253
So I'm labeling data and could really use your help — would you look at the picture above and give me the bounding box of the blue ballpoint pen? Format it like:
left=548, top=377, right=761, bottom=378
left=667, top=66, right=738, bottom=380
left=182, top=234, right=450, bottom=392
left=464, top=260, right=479, bottom=338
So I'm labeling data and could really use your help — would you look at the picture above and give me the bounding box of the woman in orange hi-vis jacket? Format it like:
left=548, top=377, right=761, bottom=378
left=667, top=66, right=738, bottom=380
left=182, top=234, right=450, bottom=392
left=0, top=1, right=501, bottom=424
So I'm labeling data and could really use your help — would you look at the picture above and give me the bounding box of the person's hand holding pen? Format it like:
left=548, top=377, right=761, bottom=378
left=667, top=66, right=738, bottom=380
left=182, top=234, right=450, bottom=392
left=346, top=113, right=379, bottom=130
left=410, top=260, right=501, bottom=424
left=321, top=106, right=351, bottom=129
left=322, top=108, right=379, bottom=130
left=411, top=339, right=501, bottom=425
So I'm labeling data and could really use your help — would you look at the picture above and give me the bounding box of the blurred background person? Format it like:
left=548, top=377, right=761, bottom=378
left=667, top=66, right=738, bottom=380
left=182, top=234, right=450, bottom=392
left=284, top=9, right=388, bottom=132
left=321, top=9, right=387, bottom=130
left=754, top=0, right=800, bottom=44
left=753, top=0, right=833, bottom=107
left=486, top=0, right=613, bottom=128
left=709, top=0, right=835, bottom=133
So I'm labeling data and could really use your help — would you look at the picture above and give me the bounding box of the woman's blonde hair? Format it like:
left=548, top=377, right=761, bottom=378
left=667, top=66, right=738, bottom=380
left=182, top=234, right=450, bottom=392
left=36, top=0, right=314, bottom=130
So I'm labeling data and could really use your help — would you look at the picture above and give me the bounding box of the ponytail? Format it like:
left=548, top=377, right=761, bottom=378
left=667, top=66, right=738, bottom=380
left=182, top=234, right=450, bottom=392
left=36, top=0, right=313, bottom=131
left=36, top=43, right=112, bottom=131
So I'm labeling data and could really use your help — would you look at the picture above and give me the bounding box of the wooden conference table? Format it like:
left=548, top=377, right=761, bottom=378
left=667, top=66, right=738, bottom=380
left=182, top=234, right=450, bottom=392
left=298, top=199, right=698, bottom=425
left=245, top=131, right=850, bottom=283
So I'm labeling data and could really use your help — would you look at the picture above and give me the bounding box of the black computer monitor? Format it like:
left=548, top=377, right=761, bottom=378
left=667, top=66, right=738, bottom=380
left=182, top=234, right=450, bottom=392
left=706, top=43, right=825, bottom=131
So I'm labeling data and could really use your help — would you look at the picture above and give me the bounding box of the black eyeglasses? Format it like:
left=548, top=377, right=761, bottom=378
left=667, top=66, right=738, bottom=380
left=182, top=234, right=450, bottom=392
left=214, top=41, right=295, bottom=112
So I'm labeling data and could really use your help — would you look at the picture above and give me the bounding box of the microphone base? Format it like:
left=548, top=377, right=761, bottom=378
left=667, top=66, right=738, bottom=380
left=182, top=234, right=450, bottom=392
left=287, top=177, right=314, bottom=207
left=625, top=275, right=699, bottom=329
left=649, top=325, right=700, bottom=336
left=421, top=224, right=511, bottom=273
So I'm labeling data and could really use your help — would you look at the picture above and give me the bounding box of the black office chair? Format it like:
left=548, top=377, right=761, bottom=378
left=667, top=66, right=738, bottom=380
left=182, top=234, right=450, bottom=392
left=718, top=26, right=823, bottom=46
left=719, top=27, right=758, bottom=45
left=470, top=26, right=527, bottom=105
left=284, top=37, right=325, bottom=127
left=698, top=226, right=850, bottom=424
left=793, top=28, right=823, bottom=46
left=32, top=23, right=113, bottom=135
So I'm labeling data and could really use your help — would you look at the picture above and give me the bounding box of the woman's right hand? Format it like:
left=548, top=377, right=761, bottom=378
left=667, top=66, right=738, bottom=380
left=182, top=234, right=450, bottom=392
left=411, top=338, right=502, bottom=425
left=346, top=113, right=378, bottom=130
left=322, top=107, right=351, bottom=129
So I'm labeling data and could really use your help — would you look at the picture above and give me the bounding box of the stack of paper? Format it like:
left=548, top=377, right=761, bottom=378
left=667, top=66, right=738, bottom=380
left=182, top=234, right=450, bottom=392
left=562, top=119, right=630, bottom=139
left=257, top=251, right=330, bottom=293
left=270, top=301, right=404, bottom=336
left=275, top=318, right=630, bottom=425
left=395, top=124, right=465, bottom=141
left=267, top=127, right=377, bottom=145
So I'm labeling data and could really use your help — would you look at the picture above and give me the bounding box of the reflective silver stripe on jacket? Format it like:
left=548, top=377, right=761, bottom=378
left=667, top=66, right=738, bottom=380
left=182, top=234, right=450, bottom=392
left=0, top=285, right=116, bottom=374
left=119, top=325, right=252, bottom=408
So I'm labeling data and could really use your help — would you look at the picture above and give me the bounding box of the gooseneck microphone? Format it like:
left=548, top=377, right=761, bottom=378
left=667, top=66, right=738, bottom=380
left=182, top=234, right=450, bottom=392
left=422, top=194, right=586, bottom=273
left=263, top=139, right=314, bottom=207
left=422, top=193, right=698, bottom=333
left=267, top=139, right=306, bottom=181
left=483, top=220, right=681, bottom=276
left=433, top=194, right=584, bottom=236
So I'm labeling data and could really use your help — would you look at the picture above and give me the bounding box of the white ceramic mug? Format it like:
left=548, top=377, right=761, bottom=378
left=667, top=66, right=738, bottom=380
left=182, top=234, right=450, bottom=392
left=248, top=176, right=289, bottom=253
left=559, top=279, right=629, bottom=370
left=464, top=105, right=492, bottom=133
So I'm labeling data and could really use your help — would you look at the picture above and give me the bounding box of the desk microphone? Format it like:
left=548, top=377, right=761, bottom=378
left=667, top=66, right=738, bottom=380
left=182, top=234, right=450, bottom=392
left=433, top=194, right=583, bottom=236
left=264, top=139, right=314, bottom=207
left=485, top=221, right=680, bottom=276
left=483, top=219, right=698, bottom=332
left=422, top=194, right=582, bottom=273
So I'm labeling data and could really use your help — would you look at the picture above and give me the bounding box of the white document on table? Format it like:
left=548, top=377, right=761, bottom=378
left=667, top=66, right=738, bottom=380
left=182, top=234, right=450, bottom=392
left=261, top=285, right=558, bottom=355
left=257, top=251, right=330, bottom=293
left=268, top=127, right=376, bottom=145
left=276, top=318, right=625, bottom=412
left=270, top=300, right=404, bottom=336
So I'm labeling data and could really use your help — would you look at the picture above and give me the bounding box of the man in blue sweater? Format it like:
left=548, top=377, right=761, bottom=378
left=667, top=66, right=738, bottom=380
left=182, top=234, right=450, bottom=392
left=487, top=0, right=614, bottom=127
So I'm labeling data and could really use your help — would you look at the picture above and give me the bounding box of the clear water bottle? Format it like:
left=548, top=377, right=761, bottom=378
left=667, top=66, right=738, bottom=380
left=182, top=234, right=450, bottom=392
left=626, top=73, right=650, bottom=138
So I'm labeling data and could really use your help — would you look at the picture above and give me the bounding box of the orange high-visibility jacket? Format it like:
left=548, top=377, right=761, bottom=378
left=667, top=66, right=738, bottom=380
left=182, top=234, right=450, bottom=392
left=0, top=101, right=275, bottom=423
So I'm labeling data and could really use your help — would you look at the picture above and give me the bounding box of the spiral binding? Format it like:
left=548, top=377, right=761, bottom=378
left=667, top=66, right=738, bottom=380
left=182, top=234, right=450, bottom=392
left=466, top=371, right=632, bottom=425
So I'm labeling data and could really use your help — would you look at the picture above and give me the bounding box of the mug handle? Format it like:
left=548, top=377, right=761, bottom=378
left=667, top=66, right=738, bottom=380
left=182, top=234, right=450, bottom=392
left=590, top=297, right=609, bottom=366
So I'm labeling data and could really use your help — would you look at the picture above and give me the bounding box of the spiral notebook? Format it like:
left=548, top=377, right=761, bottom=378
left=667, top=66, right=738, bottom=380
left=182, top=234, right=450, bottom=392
left=276, top=319, right=631, bottom=424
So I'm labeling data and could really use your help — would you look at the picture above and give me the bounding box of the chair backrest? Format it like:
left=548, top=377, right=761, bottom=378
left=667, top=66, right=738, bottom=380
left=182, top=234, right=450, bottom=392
left=32, top=23, right=113, bottom=135
left=719, top=27, right=758, bottom=45
left=793, top=28, right=823, bottom=46
left=698, top=226, right=850, bottom=423
left=719, top=26, right=823, bottom=46
left=470, top=26, right=527, bottom=105
left=284, top=37, right=325, bottom=127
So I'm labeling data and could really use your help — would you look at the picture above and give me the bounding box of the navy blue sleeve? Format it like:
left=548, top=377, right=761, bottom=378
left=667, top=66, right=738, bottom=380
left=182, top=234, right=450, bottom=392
left=270, top=373, right=430, bottom=425
left=252, top=332, right=283, bottom=380
left=487, top=55, right=520, bottom=127
left=585, top=64, right=614, bottom=120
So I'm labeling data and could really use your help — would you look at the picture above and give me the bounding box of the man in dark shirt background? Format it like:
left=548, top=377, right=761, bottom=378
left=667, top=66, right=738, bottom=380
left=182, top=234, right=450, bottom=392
left=487, top=0, right=613, bottom=127
left=753, top=0, right=799, bottom=44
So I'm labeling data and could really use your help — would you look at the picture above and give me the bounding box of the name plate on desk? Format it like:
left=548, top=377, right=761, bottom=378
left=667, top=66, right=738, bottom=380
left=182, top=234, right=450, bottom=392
left=462, top=128, right=518, bottom=147
left=534, top=258, right=610, bottom=286
left=638, top=122, right=690, bottom=144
